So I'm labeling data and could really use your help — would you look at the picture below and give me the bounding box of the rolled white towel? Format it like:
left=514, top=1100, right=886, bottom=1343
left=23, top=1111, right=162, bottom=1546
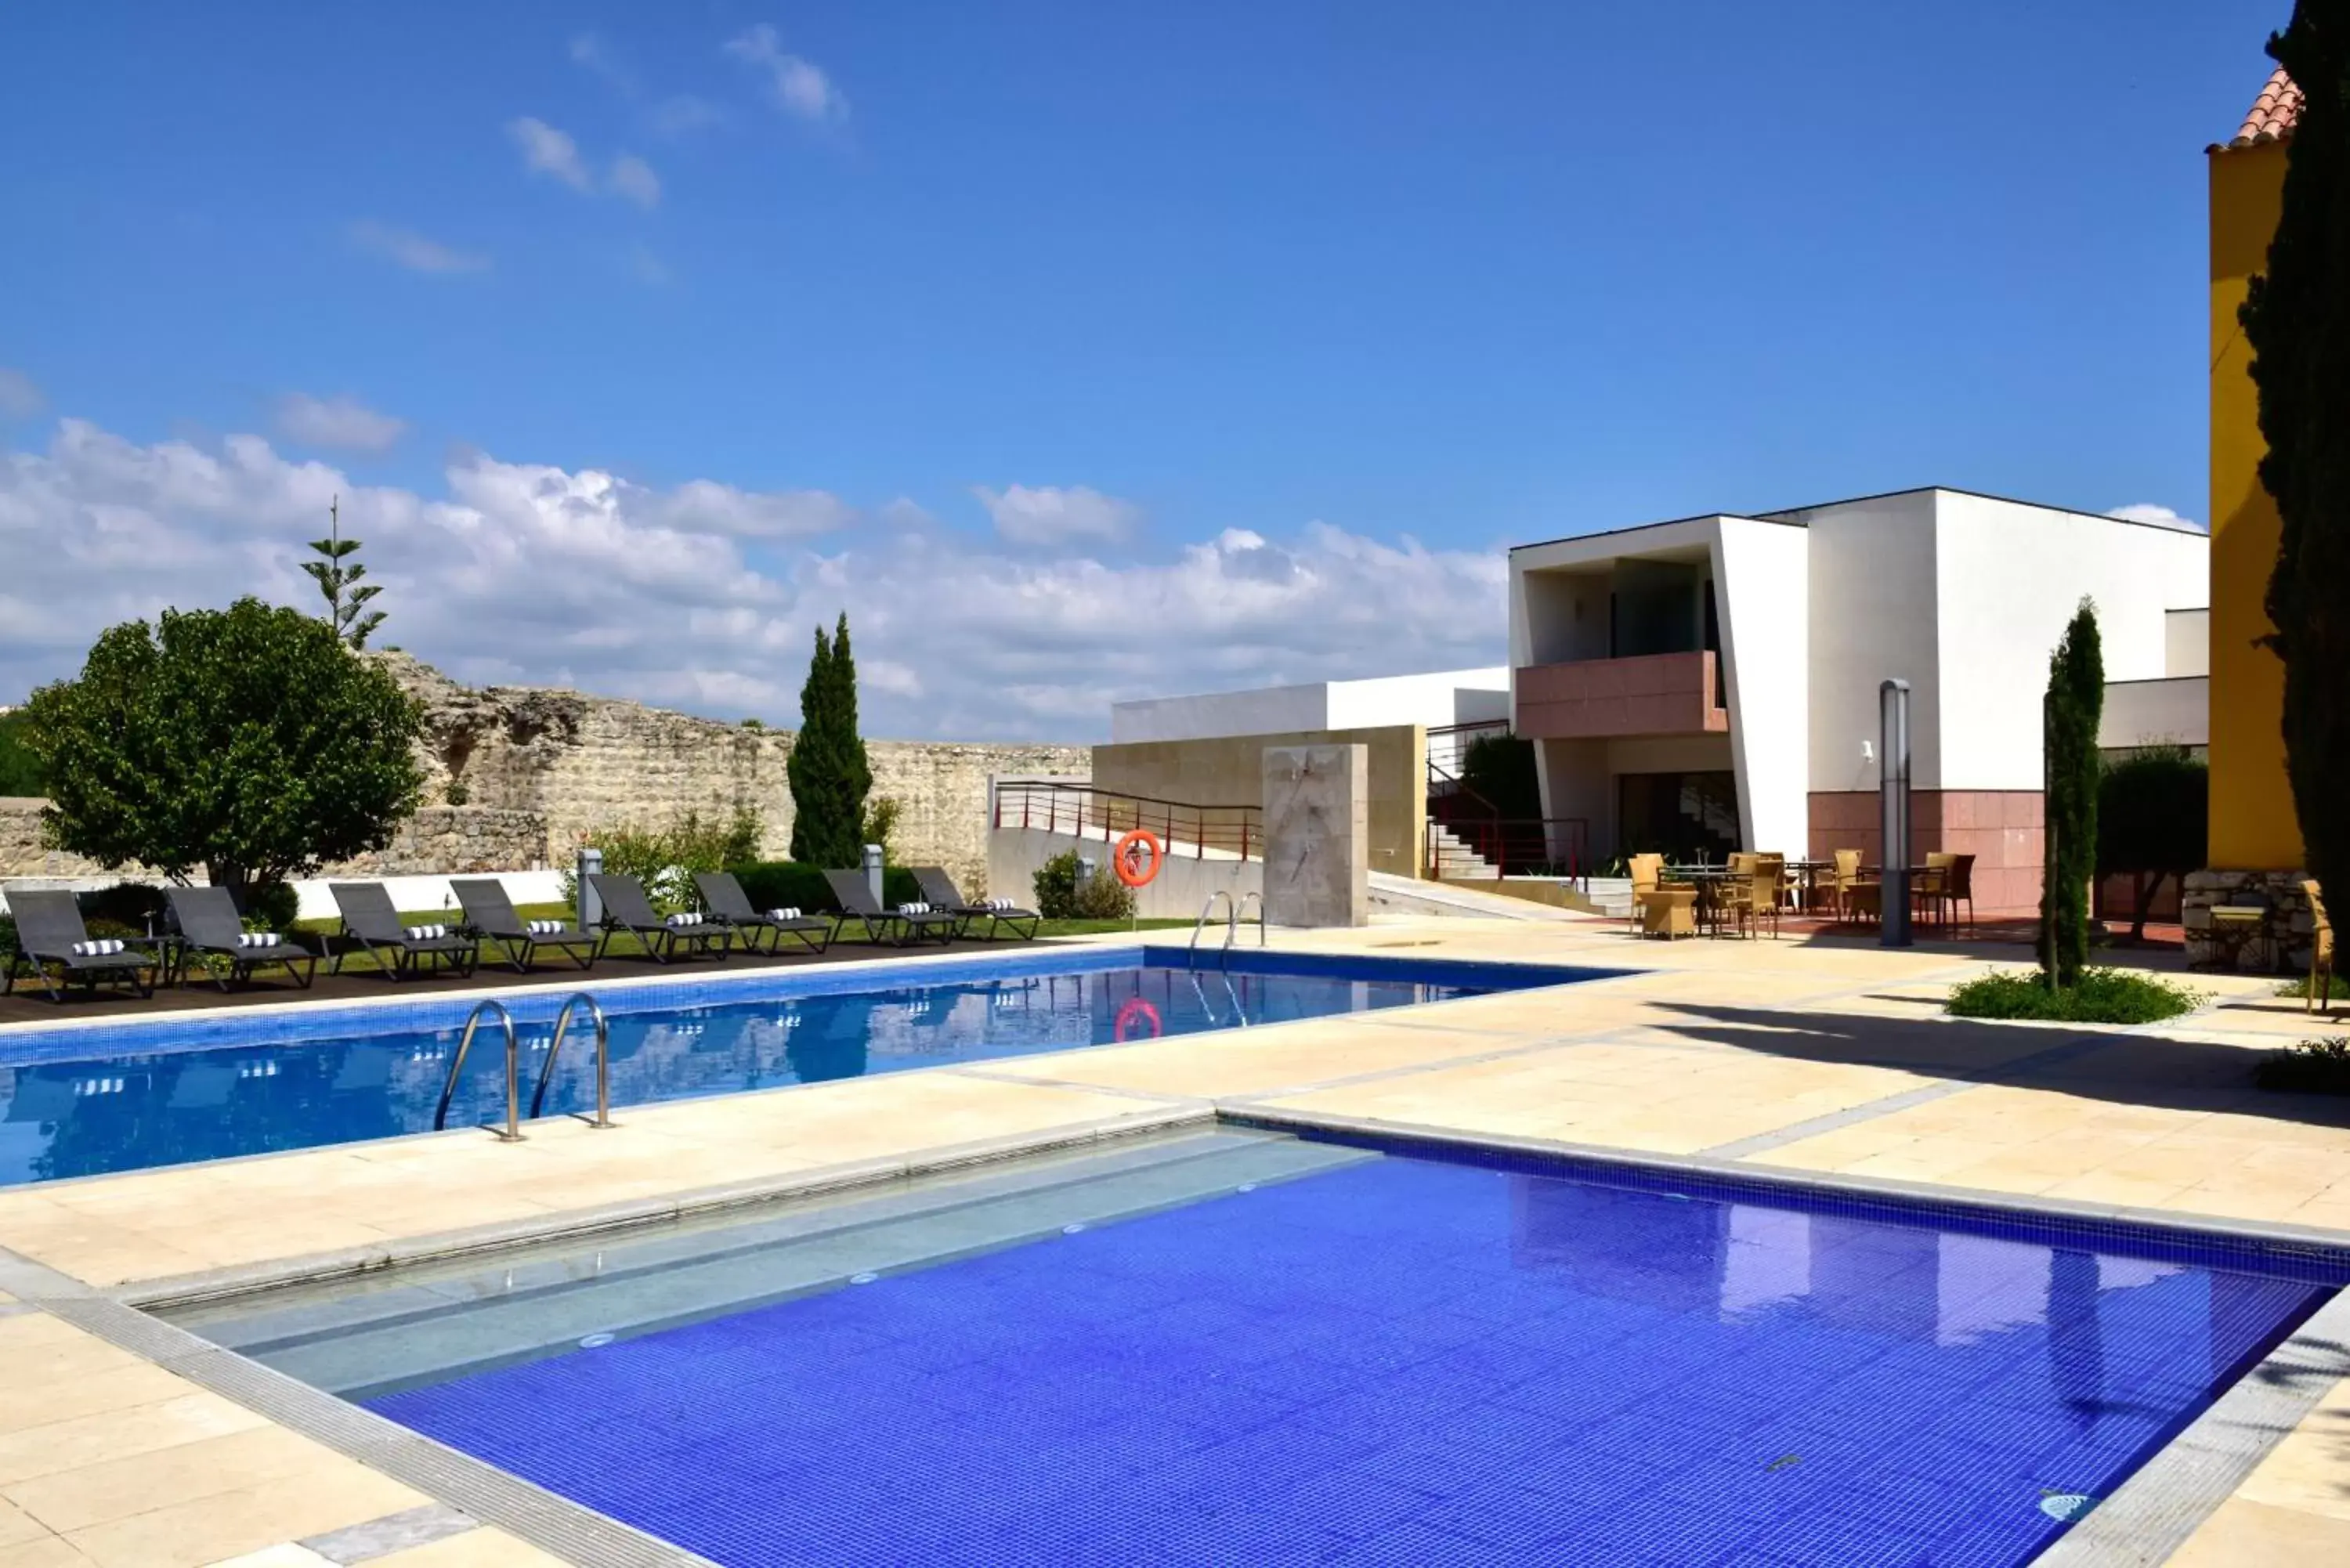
left=896, top=901, right=932, bottom=916
left=526, top=919, right=566, bottom=936
left=665, top=912, right=703, bottom=928
left=237, top=931, right=280, bottom=948
left=766, top=907, right=802, bottom=922
left=403, top=924, right=447, bottom=941
left=70, top=938, right=128, bottom=956
left=984, top=898, right=1017, bottom=912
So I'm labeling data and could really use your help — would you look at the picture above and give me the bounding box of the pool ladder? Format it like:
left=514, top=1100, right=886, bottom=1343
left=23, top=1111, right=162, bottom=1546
left=1188, top=891, right=1265, bottom=969
left=433, top=992, right=617, bottom=1141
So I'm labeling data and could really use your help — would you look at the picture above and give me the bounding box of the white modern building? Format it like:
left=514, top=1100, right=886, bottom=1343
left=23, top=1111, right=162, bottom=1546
left=1509, top=488, right=2208, bottom=915
left=1110, top=668, right=1509, bottom=746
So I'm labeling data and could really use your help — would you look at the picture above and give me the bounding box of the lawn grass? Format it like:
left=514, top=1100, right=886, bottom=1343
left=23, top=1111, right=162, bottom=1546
left=1945, top=966, right=2205, bottom=1024
left=2276, top=973, right=2350, bottom=1002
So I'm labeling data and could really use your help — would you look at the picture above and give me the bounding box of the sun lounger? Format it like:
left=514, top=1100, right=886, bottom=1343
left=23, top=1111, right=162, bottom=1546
left=910, top=867, right=1040, bottom=941
left=588, top=874, right=732, bottom=963
left=451, top=878, right=598, bottom=973
left=2, top=888, right=161, bottom=1001
left=692, top=873, right=837, bottom=955
left=330, top=882, right=479, bottom=981
left=163, top=885, right=316, bottom=991
left=822, top=869, right=960, bottom=947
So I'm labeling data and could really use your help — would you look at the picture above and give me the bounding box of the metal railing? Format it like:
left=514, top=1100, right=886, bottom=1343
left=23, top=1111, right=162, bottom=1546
left=995, top=780, right=1263, bottom=862
left=1426, top=817, right=1590, bottom=887
left=436, top=999, right=522, bottom=1141
left=1426, top=719, right=1511, bottom=781
left=532, top=992, right=617, bottom=1129
left=435, top=992, right=616, bottom=1140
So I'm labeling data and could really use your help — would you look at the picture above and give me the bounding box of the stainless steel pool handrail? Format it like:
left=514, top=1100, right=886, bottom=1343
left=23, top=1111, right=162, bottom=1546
left=1188, top=891, right=1235, bottom=967
left=1222, top=891, right=1266, bottom=966
left=532, top=992, right=616, bottom=1129
left=433, top=999, right=524, bottom=1141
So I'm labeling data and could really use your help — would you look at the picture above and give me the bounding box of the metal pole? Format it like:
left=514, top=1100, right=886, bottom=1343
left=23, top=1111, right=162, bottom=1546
left=577, top=846, right=603, bottom=930
left=2041, top=688, right=2059, bottom=990
left=1880, top=679, right=1912, bottom=948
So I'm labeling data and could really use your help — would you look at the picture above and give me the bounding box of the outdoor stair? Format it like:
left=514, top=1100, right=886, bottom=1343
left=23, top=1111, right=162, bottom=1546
left=1426, top=822, right=1497, bottom=879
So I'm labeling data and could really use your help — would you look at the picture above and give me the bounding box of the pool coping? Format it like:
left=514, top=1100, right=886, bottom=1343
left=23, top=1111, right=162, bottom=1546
left=12, top=1102, right=2340, bottom=1565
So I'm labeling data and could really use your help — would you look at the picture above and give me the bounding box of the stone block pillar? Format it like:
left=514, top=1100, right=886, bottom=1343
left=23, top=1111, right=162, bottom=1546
left=1263, top=744, right=1369, bottom=928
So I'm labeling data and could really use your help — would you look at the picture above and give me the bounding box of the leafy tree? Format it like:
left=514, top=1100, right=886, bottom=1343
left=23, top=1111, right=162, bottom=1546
left=786, top=612, right=872, bottom=869
left=2097, top=746, right=2209, bottom=943
left=0, top=710, right=42, bottom=796
left=2243, top=2, right=2348, bottom=920
left=22, top=598, right=424, bottom=905
left=1459, top=732, right=1542, bottom=820
left=302, top=497, right=388, bottom=649
left=2040, top=602, right=2105, bottom=987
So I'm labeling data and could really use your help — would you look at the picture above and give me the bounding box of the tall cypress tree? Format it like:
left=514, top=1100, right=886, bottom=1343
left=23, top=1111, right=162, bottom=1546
left=2040, top=602, right=2106, bottom=988
left=2243, top=1, right=2348, bottom=914
left=786, top=612, right=873, bottom=868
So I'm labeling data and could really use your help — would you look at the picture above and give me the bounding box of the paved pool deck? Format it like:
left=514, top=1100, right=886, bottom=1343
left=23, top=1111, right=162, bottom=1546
left=0, top=914, right=2343, bottom=1566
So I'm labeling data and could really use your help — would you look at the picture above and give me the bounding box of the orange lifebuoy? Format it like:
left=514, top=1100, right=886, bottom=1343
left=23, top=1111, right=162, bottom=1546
left=1114, top=997, right=1162, bottom=1042
left=1112, top=829, right=1163, bottom=888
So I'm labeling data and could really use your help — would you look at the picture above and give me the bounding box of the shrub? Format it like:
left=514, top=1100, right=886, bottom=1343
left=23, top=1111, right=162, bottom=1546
left=1946, top=967, right=2204, bottom=1024
left=2279, top=973, right=2350, bottom=1001
left=2097, top=747, right=2208, bottom=941
left=0, top=913, right=14, bottom=959
left=730, top=860, right=918, bottom=914
left=2257, top=1038, right=2350, bottom=1094
left=563, top=804, right=765, bottom=910
left=1032, top=850, right=1136, bottom=921
left=2040, top=602, right=2104, bottom=987
left=1459, top=732, right=1542, bottom=820
left=0, top=710, right=42, bottom=797
left=243, top=880, right=299, bottom=931
left=78, top=881, right=167, bottom=933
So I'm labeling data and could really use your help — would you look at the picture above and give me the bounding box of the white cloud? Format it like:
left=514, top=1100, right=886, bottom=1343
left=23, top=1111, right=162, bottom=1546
left=347, top=221, right=490, bottom=275
left=972, top=484, right=1141, bottom=547
left=508, top=117, right=594, bottom=190
left=0, top=419, right=1504, bottom=739
left=725, top=24, right=848, bottom=124
left=0, top=368, right=42, bottom=419
left=609, top=154, right=661, bottom=209
left=2106, top=503, right=2204, bottom=532
left=276, top=394, right=406, bottom=453
left=627, top=245, right=672, bottom=287
left=569, top=32, right=634, bottom=95
left=651, top=96, right=722, bottom=136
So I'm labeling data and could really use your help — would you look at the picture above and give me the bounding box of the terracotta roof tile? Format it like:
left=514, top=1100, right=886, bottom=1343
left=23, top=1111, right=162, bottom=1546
left=2227, top=67, right=2302, bottom=149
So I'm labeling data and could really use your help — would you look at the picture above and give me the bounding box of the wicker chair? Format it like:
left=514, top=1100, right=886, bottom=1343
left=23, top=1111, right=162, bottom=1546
left=1625, top=853, right=1664, bottom=935
left=1831, top=849, right=1874, bottom=924
left=1943, top=854, right=1977, bottom=936
left=1914, top=851, right=1955, bottom=930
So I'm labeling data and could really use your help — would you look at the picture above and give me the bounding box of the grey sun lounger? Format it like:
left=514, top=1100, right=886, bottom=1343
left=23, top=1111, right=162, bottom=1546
left=588, top=874, right=732, bottom=963
left=693, top=872, right=837, bottom=956
left=163, top=885, right=316, bottom=992
left=911, top=867, right=1040, bottom=941
left=452, top=878, right=598, bottom=973
left=330, top=882, right=479, bottom=981
left=2, top=888, right=161, bottom=1002
left=822, top=869, right=960, bottom=948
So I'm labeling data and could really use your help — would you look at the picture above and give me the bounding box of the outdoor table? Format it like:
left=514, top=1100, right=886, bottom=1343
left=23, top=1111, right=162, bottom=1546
left=2200, top=905, right=2272, bottom=973
left=1662, top=866, right=1738, bottom=934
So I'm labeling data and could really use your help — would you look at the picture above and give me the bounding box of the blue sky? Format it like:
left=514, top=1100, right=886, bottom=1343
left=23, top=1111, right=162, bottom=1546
left=0, top=1, right=2290, bottom=735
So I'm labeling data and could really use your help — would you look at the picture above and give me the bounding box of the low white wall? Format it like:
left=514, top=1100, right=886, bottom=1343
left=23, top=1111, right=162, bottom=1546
left=988, top=826, right=1261, bottom=923
left=291, top=870, right=569, bottom=921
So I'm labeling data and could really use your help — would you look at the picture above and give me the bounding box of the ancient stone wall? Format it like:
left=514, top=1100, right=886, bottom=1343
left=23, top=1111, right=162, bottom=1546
left=384, top=655, right=1087, bottom=896
left=1, top=659, right=1089, bottom=897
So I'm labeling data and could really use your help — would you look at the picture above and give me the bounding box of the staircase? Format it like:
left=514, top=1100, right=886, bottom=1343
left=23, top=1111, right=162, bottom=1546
left=1582, top=876, right=1636, bottom=919
left=1426, top=822, right=1497, bottom=880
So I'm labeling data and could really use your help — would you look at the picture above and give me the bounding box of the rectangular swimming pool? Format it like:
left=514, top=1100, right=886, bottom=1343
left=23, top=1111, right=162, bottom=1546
left=171, top=1125, right=2344, bottom=1568
left=0, top=948, right=1600, bottom=1187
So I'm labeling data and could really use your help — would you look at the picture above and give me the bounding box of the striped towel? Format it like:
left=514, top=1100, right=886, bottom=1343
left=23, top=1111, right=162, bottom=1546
left=236, top=931, right=280, bottom=948
left=896, top=902, right=932, bottom=916
left=982, top=898, right=1018, bottom=912
left=70, top=938, right=127, bottom=956
left=526, top=919, right=566, bottom=935
left=404, top=924, right=448, bottom=941
left=665, top=912, right=703, bottom=928
left=766, top=907, right=802, bottom=922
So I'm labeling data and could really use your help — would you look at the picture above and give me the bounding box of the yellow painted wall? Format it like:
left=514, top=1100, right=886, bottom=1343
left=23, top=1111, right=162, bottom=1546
left=2207, top=141, right=2306, bottom=870
left=1092, top=725, right=1428, bottom=877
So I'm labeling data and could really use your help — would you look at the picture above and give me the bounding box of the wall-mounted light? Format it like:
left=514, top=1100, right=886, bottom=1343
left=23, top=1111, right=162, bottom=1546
left=1861, top=740, right=1875, bottom=765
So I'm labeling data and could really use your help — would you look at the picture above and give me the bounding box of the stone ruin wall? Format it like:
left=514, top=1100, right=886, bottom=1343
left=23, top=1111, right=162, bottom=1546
left=0, top=656, right=1089, bottom=898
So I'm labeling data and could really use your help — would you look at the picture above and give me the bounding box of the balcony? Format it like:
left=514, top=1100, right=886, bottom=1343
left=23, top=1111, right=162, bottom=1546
left=1514, top=651, right=1728, bottom=740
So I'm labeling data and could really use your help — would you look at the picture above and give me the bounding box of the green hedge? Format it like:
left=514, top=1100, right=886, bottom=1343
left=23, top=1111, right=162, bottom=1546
left=725, top=861, right=920, bottom=913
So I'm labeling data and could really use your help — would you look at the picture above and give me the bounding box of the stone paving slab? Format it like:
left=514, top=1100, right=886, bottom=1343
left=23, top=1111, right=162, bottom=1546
left=0, top=916, right=2337, bottom=1563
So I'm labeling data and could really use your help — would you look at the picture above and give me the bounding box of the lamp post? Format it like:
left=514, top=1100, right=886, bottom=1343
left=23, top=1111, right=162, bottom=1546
left=1880, top=679, right=1911, bottom=948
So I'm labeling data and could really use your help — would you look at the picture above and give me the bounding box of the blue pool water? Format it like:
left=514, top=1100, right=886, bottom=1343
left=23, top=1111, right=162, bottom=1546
left=366, top=1136, right=2338, bottom=1567
left=0, top=950, right=1576, bottom=1187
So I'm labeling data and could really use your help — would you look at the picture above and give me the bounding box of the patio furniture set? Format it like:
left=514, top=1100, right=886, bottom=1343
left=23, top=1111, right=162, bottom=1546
left=1625, top=850, right=1977, bottom=941
left=0, top=867, right=1038, bottom=1003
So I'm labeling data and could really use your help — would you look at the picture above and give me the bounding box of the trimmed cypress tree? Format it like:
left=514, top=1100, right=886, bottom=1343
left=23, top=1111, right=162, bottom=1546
left=2243, top=2, right=2348, bottom=918
left=2040, top=602, right=2106, bottom=988
left=786, top=612, right=873, bottom=869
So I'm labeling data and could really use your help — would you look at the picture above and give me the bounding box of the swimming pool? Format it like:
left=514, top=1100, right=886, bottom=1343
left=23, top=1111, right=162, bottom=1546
left=0, top=947, right=1599, bottom=1187
left=173, top=1125, right=2343, bottom=1567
